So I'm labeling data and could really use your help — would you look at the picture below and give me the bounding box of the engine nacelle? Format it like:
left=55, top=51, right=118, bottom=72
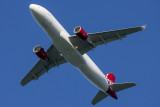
left=33, top=45, right=47, bottom=60
left=74, top=26, right=88, bottom=40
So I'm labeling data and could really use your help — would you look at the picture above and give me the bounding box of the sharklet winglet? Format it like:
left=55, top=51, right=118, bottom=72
left=141, top=25, right=147, bottom=30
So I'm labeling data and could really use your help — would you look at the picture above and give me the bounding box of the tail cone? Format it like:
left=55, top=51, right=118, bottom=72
left=106, top=87, right=118, bottom=100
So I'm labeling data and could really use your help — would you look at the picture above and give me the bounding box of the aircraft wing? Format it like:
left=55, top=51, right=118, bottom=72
left=69, top=25, right=146, bottom=54
left=20, top=45, right=67, bottom=86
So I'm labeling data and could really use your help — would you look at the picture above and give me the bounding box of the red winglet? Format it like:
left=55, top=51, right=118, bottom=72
left=141, top=25, right=147, bottom=30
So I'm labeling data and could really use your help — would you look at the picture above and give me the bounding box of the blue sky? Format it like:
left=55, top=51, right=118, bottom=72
left=0, top=0, right=159, bottom=107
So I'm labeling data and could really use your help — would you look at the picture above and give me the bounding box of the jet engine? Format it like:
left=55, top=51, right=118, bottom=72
left=74, top=26, right=88, bottom=40
left=33, top=45, right=47, bottom=60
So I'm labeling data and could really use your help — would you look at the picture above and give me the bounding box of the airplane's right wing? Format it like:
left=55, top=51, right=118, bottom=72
left=20, top=45, right=67, bottom=86
left=69, top=25, right=146, bottom=55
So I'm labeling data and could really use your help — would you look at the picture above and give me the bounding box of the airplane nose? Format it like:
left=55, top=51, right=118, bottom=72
left=29, top=4, right=35, bottom=10
left=29, top=4, right=37, bottom=10
left=29, top=4, right=42, bottom=19
left=29, top=4, right=40, bottom=13
left=29, top=4, right=52, bottom=29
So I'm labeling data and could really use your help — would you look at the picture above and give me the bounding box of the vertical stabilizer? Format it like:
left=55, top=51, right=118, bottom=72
left=105, top=73, right=115, bottom=83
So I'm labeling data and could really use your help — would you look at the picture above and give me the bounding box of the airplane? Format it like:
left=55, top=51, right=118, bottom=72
left=20, top=4, right=146, bottom=105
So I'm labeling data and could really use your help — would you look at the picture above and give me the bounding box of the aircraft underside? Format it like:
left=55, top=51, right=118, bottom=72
left=20, top=4, right=146, bottom=105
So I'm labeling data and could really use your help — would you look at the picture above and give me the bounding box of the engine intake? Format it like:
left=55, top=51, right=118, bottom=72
left=74, top=26, right=88, bottom=40
left=33, top=45, right=47, bottom=60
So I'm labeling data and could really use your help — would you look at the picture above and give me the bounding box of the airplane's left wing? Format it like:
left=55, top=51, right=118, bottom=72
left=69, top=25, right=146, bottom=55
left=20, top=45, right=67, bottom=86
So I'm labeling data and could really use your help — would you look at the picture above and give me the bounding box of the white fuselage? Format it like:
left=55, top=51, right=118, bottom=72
left=29, top=4, right=109, bottom=92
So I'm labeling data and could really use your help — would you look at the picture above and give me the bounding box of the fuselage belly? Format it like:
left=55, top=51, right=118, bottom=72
left=30, top=4, right=109, bottom=92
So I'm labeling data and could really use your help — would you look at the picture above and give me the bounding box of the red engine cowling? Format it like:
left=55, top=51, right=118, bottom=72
left=33, top=45, right=47, bottom=60
left=74, top=26, right=88, bottom=40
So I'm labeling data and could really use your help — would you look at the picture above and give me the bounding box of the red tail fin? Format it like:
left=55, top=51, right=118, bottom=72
left=105, top=73, right=116, bottom=83
left=105, top=73, right=117, bottom=100
left=106, top=86, right=118, bottom=100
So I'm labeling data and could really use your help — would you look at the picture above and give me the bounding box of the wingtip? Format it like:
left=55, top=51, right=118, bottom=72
left=20, top=81, right=25, bottom=87
left=141, top=25, right=147, bottom=30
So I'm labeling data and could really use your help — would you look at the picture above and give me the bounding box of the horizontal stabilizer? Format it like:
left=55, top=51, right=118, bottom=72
left=91, top=82, right=136, bottom=105
left=110, top=82, right=136, bottom=92
left=91, top=90, right=108, bottom=105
